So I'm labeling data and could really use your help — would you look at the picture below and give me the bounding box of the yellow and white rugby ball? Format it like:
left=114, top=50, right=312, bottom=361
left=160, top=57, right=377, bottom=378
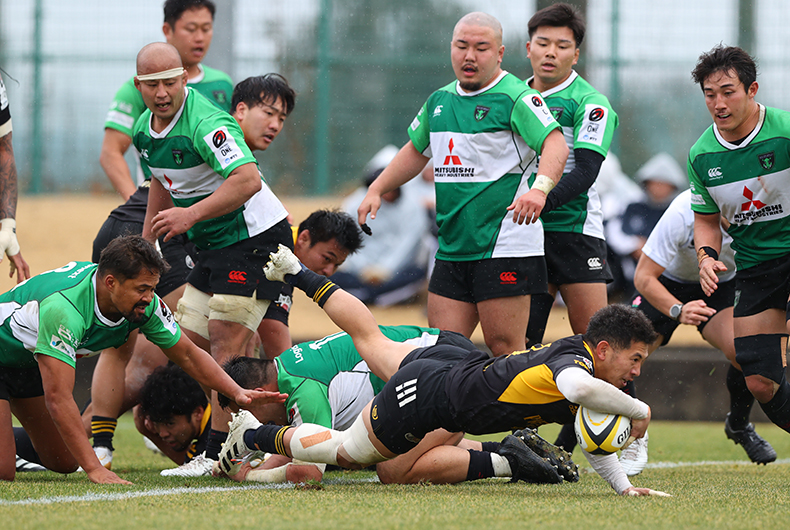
left=574, top=406, right=632, bottom=455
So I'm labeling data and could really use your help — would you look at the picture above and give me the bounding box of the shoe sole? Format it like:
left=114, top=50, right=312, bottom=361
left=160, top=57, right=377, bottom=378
left=499, top=435, right=563, bottom=484
left=516, top=429, right=579, bottom=483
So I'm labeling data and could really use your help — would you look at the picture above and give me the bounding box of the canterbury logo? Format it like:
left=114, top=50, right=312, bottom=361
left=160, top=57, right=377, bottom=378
left=587, top=257, right=603, bottom=270
left=228, top=270, right=247, bottom=283
left=708, top=167, right=722, bottom=178
left=396, top=379, right=418, bottom=408
left=500, top=271, right=517, bottom=284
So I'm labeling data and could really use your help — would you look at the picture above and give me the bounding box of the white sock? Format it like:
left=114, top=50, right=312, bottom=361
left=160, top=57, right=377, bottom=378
left=491, top=453, right=512, bottom=477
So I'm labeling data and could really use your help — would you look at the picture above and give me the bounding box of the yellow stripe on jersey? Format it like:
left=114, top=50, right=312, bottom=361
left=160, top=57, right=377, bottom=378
left=497, top=364, right=566, bottom=404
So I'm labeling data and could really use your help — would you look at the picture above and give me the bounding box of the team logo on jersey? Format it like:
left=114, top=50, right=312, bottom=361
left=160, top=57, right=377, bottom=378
left=708, top=167, right=723, bottom=179
left=443, top=138, right=462, bottom=166
left=758, top=151, right=775, bottom=171
left=499, top=271, right=517, bottom=284
left=433, top=105, right=443, bottom=117
left=474, top=105, right=490, bottom=121
left=212, top=130, right=227, bottom=148
left=172, top=149, right=183, bottom=166
left=212, top=90, right=227, bottom=104
left=734, top=185, right=784, bottom=223
left=588, top=107, right=605, bottom=121
left=550, top=107, right=564, bottom=120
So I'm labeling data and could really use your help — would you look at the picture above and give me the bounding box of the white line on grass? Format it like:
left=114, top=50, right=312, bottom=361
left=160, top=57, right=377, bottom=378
left=2, top=461, right=786, bottom=506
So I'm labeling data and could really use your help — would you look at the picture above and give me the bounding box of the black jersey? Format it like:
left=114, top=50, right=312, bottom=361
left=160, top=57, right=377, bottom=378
left=445, top=335, right=596, bottom=434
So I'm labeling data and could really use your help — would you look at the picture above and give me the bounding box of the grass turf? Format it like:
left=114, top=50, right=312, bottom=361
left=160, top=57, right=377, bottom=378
left=2, top=418, right=789, bottom=529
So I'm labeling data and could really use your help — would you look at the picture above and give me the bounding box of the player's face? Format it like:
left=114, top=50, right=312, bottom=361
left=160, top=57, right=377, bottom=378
left=137, top=73, right=188, bottom=127
left=294, top=233, right=350, bottom=277
left=110, top=269, right=159, bottom=323
left=235, top=96, right=288, bottom=152
left=596, top=341, right=649, bottom=389
left=451, top=23, right=504, bottom=92
left=149, top=413, right=200, bottom=452
left=163, top=7, right=214, bottom=68
left=702, top=69, right=759, bottom=141
left=526, top=26, right=579, bottom=91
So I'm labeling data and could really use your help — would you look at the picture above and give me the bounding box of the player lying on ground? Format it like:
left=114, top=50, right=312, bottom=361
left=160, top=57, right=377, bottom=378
left=4, top=236, right=285, bottom=484
left=218, top=245, right=670, bottom=496
left=213, top=327, right=565, bottom=485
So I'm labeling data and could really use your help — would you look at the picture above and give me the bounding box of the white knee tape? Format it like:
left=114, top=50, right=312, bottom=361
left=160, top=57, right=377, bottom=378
left=341, top=414, right=387, bottom=465
left=175, top=284, right=211, bottom=340
left=208, top=294, right=270, bottom=332
left=289, top=424, right=343, bottom=466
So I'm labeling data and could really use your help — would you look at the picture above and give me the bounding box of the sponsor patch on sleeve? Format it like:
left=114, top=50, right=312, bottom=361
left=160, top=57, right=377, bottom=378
left=690, top=192, right=706, bottom=206
left=521, top=93, right=557, bottom=128
left=154, top=298, right=179, bottom=336
left=203, top=125, right=245, bottom=170
left=576, top=104, right=609, bottom=147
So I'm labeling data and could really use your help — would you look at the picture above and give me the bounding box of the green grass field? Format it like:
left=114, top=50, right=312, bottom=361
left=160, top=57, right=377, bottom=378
left=2, top=418, right=789, bottom=529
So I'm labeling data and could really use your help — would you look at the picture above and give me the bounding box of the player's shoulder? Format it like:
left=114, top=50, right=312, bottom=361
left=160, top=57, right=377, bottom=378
left=761, top=104, right=790, bottom=130
left=688, top=124, right=718, bottom=158
left=200, top=65, right=233, bottom=85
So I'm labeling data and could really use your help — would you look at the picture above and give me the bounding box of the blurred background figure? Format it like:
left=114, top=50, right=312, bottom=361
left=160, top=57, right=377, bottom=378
left=332, top=146, right=433, bottom=306
left=605, top=152, right=686, bottom=300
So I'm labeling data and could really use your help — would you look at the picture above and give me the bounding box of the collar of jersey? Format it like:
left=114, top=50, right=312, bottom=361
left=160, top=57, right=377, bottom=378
left=713, top=103, right=765, bottom=150
left=92, top=272, right=126, bottom=327
left=528, top=70, right=578, bottom=97
left=147, top=87, right=189, bottom=139
left=582, top=339, right=597, bottom=372
left=188, top=63, right=205, bottom=85
left=454, top=70, right=508, bottom=97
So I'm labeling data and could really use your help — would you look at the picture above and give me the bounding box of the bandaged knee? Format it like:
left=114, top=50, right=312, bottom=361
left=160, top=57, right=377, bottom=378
left=175, top=284, right=211, bottom=340
left=208, top=293, right=270, bottom=332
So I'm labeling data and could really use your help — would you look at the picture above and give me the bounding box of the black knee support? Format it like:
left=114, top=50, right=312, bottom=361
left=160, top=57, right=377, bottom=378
left=734, top=334, right=788, bottom=384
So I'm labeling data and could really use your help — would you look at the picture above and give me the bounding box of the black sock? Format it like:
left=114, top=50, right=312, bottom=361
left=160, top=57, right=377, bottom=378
left=466, top=450, right=495, bottom=481
left=759, top=379, right=790, bottom=433
left=526, top=293, right=554, bottom=347
left=91, top=415, right=117, bottom=451
left=554, top=423, right=577, bottom=452
left=480, top=441, right=501, bottom=453
left=248, top=424, right=291, bottom=455
left=206, top=429, right=228, bottom=461
left=14, top=427, right=43, bottom=465
left=726, top=365, right=754, bottom=430
left=288, top=266, right=340, bottom=307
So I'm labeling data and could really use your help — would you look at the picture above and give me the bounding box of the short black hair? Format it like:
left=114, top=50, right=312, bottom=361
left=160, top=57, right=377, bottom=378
left=164, top=0, right=215, bottom=28
left=528, top=3, right=585, bottom=47
left=298, top=209, right=363, bottom=255
left=231, top=74, right=296, bottom=116
left=583, top=304, right=657, bottom=351
left=217, top=357, right=275, bottom=410
left=692, top=45, right=757, bottom=92
left=97, top=235, right=170, bottom=282
left=139, top=364, right=207, bottom=423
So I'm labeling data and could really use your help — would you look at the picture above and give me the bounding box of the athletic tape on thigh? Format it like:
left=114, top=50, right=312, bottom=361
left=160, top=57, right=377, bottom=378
left=208, top=294, right=270, bottom=332
left=734, top=333, right=788, bottom=383
left=175, top=284, right=211, bottom=340
left=341, top=414, right=387, bottom=465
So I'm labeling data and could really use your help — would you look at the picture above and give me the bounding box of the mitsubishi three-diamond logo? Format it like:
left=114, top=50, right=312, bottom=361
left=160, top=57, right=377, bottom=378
left=443, top=138, right=462, bottom=166
left=741, top=186, right=765, bottom=212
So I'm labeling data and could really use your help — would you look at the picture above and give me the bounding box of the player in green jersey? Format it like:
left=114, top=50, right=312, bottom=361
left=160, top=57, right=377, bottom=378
left=358, top=12, right=568, bottom=357
left=689, top=45, right=790, bottom=437
left=2, top=236, right=285, bottom=484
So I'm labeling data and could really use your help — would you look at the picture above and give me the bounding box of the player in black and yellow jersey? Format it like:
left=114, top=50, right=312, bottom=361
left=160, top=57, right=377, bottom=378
left=218, top=246, right=670, bottom=496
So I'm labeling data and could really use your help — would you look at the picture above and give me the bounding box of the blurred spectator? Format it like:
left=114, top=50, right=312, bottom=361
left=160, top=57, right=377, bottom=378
left=605, top=152, right=686, bottom=300
left=332, top=146, right=432, bottom=306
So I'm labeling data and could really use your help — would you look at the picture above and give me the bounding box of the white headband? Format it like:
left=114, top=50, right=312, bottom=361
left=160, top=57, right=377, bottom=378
left=136, top=67, right=185, bottom=81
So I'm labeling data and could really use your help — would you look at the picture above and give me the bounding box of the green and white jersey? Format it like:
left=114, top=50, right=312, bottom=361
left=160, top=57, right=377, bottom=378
left=408, top=71, right=561, bottom=260
left=688, top=104, right=790, bottom=270
left=276, top=325, right=441, bottom=431
left=0, top=262, right=181, bottom=369
left=105, top=65, right=233, bottom=184
left=133, top=88, right=288, bottom=250
left=529, top=71, right=618, bottom=238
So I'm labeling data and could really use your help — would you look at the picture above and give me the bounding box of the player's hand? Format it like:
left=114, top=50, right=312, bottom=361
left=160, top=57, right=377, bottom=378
left=86, top=466, right=132, bottom=485
left=151, top=207, right=198, bottom=242
left=0, top=219, right=29, bottom=282
left=623, top=487, right=671, bottom=497
left=357, top=190, right=382, bottom=225
left=679, top=300, right=716, bottom=326
left=7, top=251, right=30, bottom=283
left=507, top=189, right=547, bottom=225
left=235, top=388, right=288, bottom=408
left=630, top=407, right=650, bottom=440
left=698, top=257, right=726, bottom=297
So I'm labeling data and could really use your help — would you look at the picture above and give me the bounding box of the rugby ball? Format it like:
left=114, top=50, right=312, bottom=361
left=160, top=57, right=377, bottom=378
left=574, top=406, right=632, bottom=455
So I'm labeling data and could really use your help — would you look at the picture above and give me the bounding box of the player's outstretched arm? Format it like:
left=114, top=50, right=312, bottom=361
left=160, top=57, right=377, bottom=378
left=583, top=450, right=670, bottom=496
left=358, top=141, right=428, bottom=226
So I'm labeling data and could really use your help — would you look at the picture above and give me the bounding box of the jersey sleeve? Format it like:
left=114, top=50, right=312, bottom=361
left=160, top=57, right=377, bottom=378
left=0, top=74, right=11, bottom=137
left=572, top=94, right=618, bottom=156
left=510, top=91, right=561, bottom=153
left=104, top=79, right=147, bottom=137
left=193, top=111, right=257, bottom=178
left=285, top=380, right=334, bottom=428
left=687, top=152, right=720, bottom=214
left=35, top=295, right=88, bottom=368
left=139, top=296, right=181, bottom=350
left=406, top=100, right=433, bottom=156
